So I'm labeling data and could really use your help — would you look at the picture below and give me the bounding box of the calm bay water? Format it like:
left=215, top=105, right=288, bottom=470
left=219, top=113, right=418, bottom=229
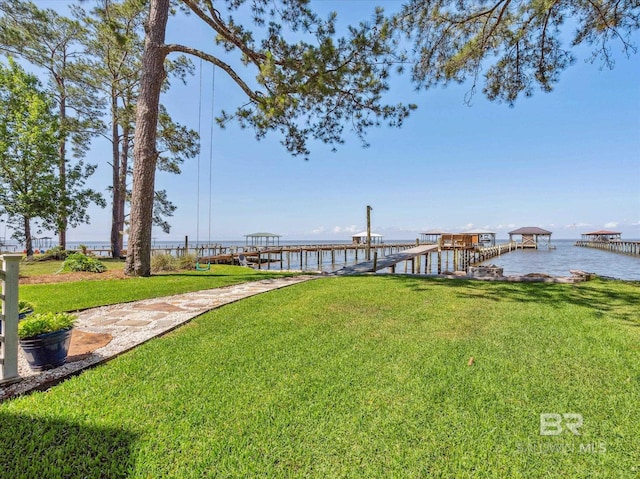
left=478, top=239, right=640, bottom=281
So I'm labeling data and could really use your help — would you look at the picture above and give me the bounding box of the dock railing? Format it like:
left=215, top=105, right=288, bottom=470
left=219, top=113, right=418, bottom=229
left=575, top=240, right=640, bottom=256
left=0, top=254, right=21, bottom=385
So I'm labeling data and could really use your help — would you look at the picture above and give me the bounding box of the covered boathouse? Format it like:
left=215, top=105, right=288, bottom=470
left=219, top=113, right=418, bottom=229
left=352, top=232, right=383, bottom=245
left=508, top=227, right=553, bottom=249
left=244, top=232, right=281, bottom=247
left=581, top=230, right=622, bottom=242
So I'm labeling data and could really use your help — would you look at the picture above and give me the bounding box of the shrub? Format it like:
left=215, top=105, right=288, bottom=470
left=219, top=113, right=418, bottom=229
left=177, top=253, right=197, bottom=270
left=25, top=246, right=73, bottom=262
left=17, top=312, right=76, bottom=339
left=63, top=253, right=107, bottom=273
left=151, top=253, right=198, bottom=272
left=151, top=253, right=177, bottom=272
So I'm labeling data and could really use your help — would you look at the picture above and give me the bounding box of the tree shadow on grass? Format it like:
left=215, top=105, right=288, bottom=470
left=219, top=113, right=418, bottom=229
left=0, top=412, right=138, bottom=478
left=379, top=275, right=640, bottom=326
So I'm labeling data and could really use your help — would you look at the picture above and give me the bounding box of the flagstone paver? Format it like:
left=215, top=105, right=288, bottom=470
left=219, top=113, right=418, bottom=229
left=0, top=275, right=318, bottom=401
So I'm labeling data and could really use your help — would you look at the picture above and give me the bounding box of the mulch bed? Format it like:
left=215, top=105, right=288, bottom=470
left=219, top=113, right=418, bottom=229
left=19, top=269, right=128, bottom=285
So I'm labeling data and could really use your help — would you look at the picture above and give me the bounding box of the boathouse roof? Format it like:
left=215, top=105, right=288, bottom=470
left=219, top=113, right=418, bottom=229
left=463, top=228, right=496, bottom=234
left=584, top=230, right=621, bottom=235
left=508, top=227, right=552, bottom=235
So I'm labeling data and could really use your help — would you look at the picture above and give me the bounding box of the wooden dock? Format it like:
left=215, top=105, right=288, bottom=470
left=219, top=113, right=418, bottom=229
left=468, top=242, right=517, bottom=266
left=575, top=240, right=640, bottom=257
left=186, top=240, right=520, bottom=274
left=198, top=242, right=423, bottom=270
left=336, top=245, right=439, bottom=274
left=79, top=239, right=519, bottom=274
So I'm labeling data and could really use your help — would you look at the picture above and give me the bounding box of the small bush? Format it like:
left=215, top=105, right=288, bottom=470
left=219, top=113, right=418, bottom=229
left=25, top=246, right=73, bottom=262
left=63, top=253, right=107, bottom=273
left=18, top=312, right=76, bottom=339
left=151, top=253, right=177, bottom=272
left=177, top=253, right=197, bottom=270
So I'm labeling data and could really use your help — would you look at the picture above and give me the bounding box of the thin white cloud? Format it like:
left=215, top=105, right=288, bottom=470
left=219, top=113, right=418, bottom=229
left=332, top=225, right=359, bottom=234
left=604, top=221, right=619, bottom=228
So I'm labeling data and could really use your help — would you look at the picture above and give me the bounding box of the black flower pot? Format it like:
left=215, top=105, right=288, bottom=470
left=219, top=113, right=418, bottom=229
left=19, top=328, right=73, bottom=371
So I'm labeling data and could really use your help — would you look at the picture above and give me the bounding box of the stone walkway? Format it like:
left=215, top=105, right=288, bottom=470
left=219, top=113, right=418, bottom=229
left=0, top=275, right=318, bottom=401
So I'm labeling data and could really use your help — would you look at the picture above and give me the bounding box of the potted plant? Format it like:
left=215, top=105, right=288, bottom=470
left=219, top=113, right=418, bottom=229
left=18, top=300, right=35, bottom=319
left=18, top=312, right=76, bottom=371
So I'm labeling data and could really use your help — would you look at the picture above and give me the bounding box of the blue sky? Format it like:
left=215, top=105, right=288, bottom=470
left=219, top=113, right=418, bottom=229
left=13, top=1, right=640, bottom=243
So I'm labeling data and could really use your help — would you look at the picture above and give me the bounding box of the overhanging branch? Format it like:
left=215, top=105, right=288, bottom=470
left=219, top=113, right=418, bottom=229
left=165, top=43, right=263, bottom=102
left=180, top=0, right=266, bottom=67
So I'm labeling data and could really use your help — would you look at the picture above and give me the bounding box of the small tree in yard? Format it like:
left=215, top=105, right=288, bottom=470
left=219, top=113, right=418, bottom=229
left=0, top=58, right=58, bottom=257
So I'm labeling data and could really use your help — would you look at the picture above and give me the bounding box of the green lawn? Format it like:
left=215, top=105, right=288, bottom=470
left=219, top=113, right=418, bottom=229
left=2, top=276, right=639, bottom=478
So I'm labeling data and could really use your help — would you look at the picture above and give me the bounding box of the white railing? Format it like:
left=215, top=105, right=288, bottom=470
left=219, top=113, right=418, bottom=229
left=1, top=254, right=21, bottom=384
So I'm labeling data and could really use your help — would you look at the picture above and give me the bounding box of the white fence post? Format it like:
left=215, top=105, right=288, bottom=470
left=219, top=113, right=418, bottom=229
left=1, top=254, right=21, bottom=384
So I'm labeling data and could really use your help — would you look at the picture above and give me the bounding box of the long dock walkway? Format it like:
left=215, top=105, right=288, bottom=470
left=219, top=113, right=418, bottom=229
left=575, top=240, right=640, bottom=257
left=336, top=245, right=439, bottom=275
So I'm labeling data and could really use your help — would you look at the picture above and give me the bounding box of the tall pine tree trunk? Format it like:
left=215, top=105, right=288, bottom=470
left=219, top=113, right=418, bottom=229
left=117, top=124, right=130, bottom=254
left=125, top=0, right=169, bottom=276
left=110, top=90, right=121, bottom=259
left=57, top=86, right=67, bottom=250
